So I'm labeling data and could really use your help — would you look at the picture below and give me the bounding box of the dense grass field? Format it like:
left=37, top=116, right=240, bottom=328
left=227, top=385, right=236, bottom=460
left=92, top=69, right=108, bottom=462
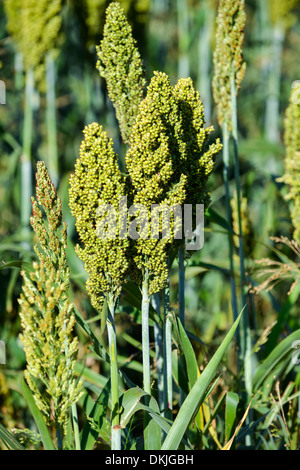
left=0, top=0, right=300, bottom=451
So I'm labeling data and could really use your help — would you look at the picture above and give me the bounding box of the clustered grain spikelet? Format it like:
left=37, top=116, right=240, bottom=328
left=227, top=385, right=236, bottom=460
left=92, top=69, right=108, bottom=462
left=96, top=1, right=146, bottom=144
left=18, top=162, right=82, bottom=432
left=278, top=82, right=300, bottom=244
left=125, top=71, right=222, bottom=293
left=69, top=122, right=130, bottom=310
left=70, top=3, right=222, bottom=302
left=212, top=0, right=246, bottom=130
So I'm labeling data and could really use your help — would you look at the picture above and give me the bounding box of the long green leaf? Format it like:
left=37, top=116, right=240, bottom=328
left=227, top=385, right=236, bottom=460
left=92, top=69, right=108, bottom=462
left=161, top=312, right=242, bottom=450
left=0, top=260, right=32, bottom=272
left=252, top=329, right=300, bottom=392
left=80, top=383, right=111, bottom=449
left=225, top=391, right=239, bottom=442
left=0, top=423, right=25, bottom=450
left=20, top=378, right=56, bottom=450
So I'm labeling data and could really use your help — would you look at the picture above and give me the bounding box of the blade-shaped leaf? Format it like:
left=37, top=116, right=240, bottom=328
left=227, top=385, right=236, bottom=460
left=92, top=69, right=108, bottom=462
left=20, top=378, right=56, bottom=450
left=0, top=423, right=25, bottom=450
left=225, top=391, right=239, bottom=442
left=252, top=329, right=300, bottom=392
left=161, top=312, right=242, bottom=450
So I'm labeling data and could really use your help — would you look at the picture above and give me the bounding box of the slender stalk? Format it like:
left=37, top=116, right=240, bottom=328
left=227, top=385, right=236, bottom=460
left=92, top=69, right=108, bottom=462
left=71, top=403, right=80, bottom=450
left=230, top=72, right=252, bottom=396
left=165, top=311, right=173, bottom=416
left=21, top=68, right=34, bottom=246
left=222, top=121, right=239, bottom=328
left=141, top=268, right=152, bottom=449
left=152, top=293, right=164, bottom=411
left=230, top=71, right=252, bottom=448
left=178, top=244, right=186, bottom=328
left=56, top=426, right=63, bottom=450
left=178, top=244, right=186, bottom=406
left=142, top=269, right=151, bottom=396
left=264, top=23, right=285, bottom=143
left=163, top=262, right=172, bottom=420
left=197, top=0, right=214, bottom=123
left=177, top=0, right=190, bottom=78
left=107, top=297, right=121, bottom=450
left=46, top=53, right=59, bottom=187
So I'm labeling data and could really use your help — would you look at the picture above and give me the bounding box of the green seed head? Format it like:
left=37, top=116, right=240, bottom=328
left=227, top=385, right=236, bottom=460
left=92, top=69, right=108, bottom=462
left=96, top=1, right=146, bottom=144
left=212, top=0, right=246, bottom=130
left=18, top=162, right=82, bottom=433
left=69, top=122, right=130, bottom=309
left=279, top=82, right=300, bottom=244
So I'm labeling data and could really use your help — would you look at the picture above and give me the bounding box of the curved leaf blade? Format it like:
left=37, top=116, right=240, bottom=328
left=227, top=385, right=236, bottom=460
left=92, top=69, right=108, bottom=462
left=161, top=312, right=242, bottom=450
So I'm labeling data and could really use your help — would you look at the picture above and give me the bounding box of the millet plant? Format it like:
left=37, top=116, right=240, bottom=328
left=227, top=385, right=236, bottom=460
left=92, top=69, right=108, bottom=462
left=2, top=0, right=300, bottom=453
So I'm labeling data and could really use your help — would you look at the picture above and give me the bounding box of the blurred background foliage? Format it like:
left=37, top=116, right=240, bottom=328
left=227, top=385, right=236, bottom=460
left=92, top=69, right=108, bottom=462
left=0, top=0, right=300, bottom=449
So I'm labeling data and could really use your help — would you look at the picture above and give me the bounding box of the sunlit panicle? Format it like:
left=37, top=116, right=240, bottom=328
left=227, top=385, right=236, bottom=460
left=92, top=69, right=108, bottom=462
left=69, top=122, right=130, bottom=310
left=278, top=82, right=300, bottom=244
left=96, top=1, right=146, bottom=144
left=212, top=0, right=246, bottom=130
left=18, top=162, right=82, bottom=433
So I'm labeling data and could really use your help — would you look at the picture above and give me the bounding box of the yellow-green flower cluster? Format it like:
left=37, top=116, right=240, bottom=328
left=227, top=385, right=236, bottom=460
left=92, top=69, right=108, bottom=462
left=125, top=72, right=221, bottom=293
left=212, top=0, right=246, bottom=130
left=96, top=1, right=146, bottom=144
left=18, top=162, right=82, bottom=432
left=4, top=0, right=63, bottom=91
left=125, top=71, right=187, bottom=294
left=279, top=82, right=300, bottom=244
left=69, top=122, right=130, bottom=310
left=172, top=78, right=222, bottom=209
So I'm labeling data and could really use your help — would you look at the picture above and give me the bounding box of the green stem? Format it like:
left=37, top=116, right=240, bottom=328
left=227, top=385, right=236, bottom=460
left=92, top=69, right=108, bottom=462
left=197, top=0, right=214, bottom=123
left=21, top=68, right=34, bottom=244
left=178, top=244, right=185, bottom=328
left=152, top=293, right=164, bottom=411
left=165, top=310, right=173, bottom=416
left=142, top=269, right=151, bottom=396
left=177, top=0, right=190, bottom=78
left=71, top=403, right=80, bottom=451
left=56, top=426, right=63, bottom=450
left=46, top=53, right=59, bottom=187
left=163, top=263, right=172, bottom=420
left=107, top=297, right=121, bottom=450
left=264, top=23, right=285, bottom=143
left=230, top=72, right=252, bottom=397
left=230, top=71, right=252, bottom=448
left=222, top=121, right=239, bottom=329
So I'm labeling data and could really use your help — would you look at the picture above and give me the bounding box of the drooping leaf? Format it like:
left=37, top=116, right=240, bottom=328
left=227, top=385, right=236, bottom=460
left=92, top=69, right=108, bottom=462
left=161, top=312, right=242, bottom=450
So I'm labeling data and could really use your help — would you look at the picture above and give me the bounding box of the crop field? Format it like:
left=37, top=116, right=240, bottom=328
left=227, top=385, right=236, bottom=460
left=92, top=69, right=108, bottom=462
left=0, top=0, right=300, bottom=452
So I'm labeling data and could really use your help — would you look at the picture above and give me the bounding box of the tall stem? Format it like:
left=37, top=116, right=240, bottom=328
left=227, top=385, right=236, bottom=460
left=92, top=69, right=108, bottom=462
left=222, top=121, right=239, bottom=328
left=21, top=68, right=34, bottom=248
left=230, top=72, right=252, bottom=448
left=177, top=0, right=190, bottom=78
left=107, top=297, right=121, bottom=450
left=165, top=310, right=173, bottom=416
left=152, top=293, right=163, bottom=411
left=142, top=269, right=151, bottom=395
left=264, top=23, right=285, bottom=143
left=178, top=244, right=186, bottom=328
left=197, top=0, right=214, bottom=123
left=163, top=262, right=172, bottom=420
left=71, top=403, right=80, bottom=450
left=230, top=72, right=252, bottom=396
left=46, top=53, right=59, bottom=187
